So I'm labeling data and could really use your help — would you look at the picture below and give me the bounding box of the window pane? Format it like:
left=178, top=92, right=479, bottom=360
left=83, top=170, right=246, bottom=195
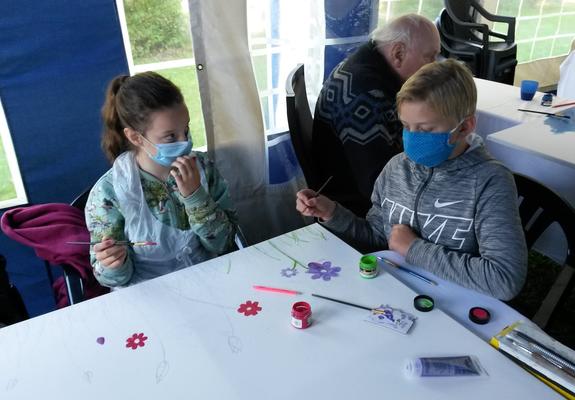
left=252, top=55, right=268, bottom=92
left=118, top=0, right=206, bottom=148
left=558, top=14, right=575, bottom=35
left=0, top=99, right=27, bottom=208
left=538, top=15, right=561, bottom=37
left=157, top=66, right=206, bottom=149
left=124, top=0, right=193, bottom=64
left=551, top=38, right=572, bottom=57
left=378, top=1, right=442, bottom=29
left=531, top=38, right=554, bottom=60
left=0, top=139, right=17, bottom=201
left=518, top=0, right=541, bottom=17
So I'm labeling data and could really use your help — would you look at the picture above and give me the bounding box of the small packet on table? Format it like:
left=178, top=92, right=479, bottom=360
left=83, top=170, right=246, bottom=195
left=365, top=304, right=416, bottom=334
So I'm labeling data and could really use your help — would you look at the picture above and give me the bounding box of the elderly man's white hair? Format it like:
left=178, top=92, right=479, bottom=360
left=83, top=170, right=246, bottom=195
left=370, top=13, right=434, bottom=51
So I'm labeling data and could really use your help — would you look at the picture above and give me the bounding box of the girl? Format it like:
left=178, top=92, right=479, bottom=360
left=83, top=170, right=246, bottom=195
left=86, top=72, right=238, bottom=287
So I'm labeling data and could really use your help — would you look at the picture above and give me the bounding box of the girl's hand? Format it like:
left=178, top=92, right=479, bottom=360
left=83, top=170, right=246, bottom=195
left=296, top=189, right=336, bottom=221
left=93, top=237, right=127, bottom=268
left=388, top=224, right=418, bottom=256
left=171, top=155, right=201, bottom=198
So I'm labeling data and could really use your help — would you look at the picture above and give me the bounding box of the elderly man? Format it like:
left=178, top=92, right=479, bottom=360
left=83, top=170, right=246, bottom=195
left=313, top=14, right=440, bottom=216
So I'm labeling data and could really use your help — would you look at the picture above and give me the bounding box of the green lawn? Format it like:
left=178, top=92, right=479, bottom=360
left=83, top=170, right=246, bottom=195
left=156, top=66, right=207, bottom=149
left=0, top=137, right=16, bottom=201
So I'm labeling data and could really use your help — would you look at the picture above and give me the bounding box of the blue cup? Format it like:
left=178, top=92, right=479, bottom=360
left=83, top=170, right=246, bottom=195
left=520, top=80, right=539, bottom=101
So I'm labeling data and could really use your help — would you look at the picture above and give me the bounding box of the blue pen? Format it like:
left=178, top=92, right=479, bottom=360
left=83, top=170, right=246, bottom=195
left=376, top=256, right=438, bottom=286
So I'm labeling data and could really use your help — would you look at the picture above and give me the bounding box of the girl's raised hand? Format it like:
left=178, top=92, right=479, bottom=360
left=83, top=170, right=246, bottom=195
left=296, top=189, right=336, bottom=221
left=171, top=155, right=201, bottom=198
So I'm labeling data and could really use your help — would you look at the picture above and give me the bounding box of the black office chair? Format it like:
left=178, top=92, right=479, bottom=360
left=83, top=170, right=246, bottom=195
left=439, top=1, right=517, bottom=84
left=286, top=64, right=322, bottom=190
left=508, top=173, right=575, bottom=330
left=0, top=254, right=29, bottom=327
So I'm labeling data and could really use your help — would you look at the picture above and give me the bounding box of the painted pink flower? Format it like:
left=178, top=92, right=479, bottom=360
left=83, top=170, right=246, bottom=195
left=125, top=332, right=148, bottom=350
left=237, top=300, right=262, bottom=316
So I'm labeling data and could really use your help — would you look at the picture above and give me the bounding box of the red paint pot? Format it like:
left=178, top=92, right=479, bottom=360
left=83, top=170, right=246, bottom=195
left=291, top=301, right=312, bottom=329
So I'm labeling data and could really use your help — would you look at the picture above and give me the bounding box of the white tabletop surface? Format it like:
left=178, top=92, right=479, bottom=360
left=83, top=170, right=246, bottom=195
left=488, top=107, right=575, bottom=169
left=0, top=224, right=560, bottom=400
left=475, top=78, right=574, bottom=263
left=372, top=250, right=530, bottom=342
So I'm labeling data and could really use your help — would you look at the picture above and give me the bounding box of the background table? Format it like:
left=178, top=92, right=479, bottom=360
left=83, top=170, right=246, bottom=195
left=475, top=78, right=575, bottom=263
left=0, top=225, right=560, bottom=399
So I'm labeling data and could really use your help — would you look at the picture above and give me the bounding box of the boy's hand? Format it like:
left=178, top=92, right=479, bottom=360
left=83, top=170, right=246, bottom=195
left=296, top=189, right=336, bottom=221
left=94, top=237, right=127, bottom=269
left=389, top=224, right=418, bottom=256
left=171, top=155, right=201, bottom=198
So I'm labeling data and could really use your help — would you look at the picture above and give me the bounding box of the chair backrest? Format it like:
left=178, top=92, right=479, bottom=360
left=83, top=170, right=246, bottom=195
left=512, top=173, right=575, bottom=329
left=436, top=9, right=483, bottom=76
left=58, top=185, right=94, bottom=305
left=514, top=173, right=575, bottom=265
left=285, top=64, right=321, bottom=189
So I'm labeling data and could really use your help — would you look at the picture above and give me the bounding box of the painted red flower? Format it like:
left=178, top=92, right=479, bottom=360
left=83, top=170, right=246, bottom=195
left=125, top=332, right=148, bottom=350
left=237, top=300, right=262, bottom=316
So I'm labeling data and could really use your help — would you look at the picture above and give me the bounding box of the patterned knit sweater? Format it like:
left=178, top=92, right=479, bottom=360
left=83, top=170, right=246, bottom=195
left=313, top=40, right=403, bottom=216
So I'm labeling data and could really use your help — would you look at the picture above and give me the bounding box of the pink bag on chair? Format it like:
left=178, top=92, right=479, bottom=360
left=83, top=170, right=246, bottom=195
left=1, top=203, right=109, bottom=307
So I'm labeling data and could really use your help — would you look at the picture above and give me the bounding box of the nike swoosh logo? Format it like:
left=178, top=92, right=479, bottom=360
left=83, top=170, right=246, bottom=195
left=434, top=199, right=464, bottom=208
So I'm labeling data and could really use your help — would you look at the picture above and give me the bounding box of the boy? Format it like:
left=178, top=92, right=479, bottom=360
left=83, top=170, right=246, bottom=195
left=296, top=59, right=527, bottom=301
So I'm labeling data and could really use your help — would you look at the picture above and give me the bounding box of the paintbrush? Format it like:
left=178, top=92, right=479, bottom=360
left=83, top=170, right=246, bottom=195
left=66, top=240, right=157, bottom=247
left=517, top=109, right=570, bottom=119
left=313, top=175, right=333, bottom=198
left=311, top=293, right=387, bottom=314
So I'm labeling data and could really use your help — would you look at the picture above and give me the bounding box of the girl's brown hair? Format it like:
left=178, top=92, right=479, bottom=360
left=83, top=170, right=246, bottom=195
left=101, top=71, right=184, bottom=162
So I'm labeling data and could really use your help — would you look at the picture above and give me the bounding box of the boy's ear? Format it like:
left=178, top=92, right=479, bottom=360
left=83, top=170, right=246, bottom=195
left=124, top=127, right=143, bottom=147
left=458, top=114, right=476, bottom=137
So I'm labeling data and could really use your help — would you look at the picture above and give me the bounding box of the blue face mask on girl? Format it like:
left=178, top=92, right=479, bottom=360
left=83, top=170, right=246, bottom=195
left=402, top=122, right=463, bottom=168
left=141, top=134, right=193, bottom=167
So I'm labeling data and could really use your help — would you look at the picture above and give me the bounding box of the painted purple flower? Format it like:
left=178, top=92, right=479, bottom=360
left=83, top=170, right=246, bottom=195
left=307, top=261, right=341, bottom=281
left=281, top=268, right=298, bottom=278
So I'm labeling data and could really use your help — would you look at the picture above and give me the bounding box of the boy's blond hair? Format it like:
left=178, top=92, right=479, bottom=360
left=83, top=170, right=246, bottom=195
left=396, top=59, right=477, bottom=123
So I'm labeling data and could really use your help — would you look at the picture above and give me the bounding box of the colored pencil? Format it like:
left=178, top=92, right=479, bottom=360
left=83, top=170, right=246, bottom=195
left=376, top=256, right=438, bottom=286
left=517, top=109, right=570, bottom=119
left=66, top=241, right=157, bottom=247
left=252, top=285, right=301, bottom=295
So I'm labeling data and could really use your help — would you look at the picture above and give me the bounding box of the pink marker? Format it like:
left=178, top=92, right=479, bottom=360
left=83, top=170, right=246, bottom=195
left=252, top=285, right=301, bottom=295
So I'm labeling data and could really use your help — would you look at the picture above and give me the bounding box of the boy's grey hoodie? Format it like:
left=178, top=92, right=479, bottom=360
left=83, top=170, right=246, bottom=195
left=323, top=134, right=527, bottom=300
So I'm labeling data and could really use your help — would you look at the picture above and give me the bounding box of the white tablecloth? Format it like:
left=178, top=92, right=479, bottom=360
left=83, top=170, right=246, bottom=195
left=0, top=225, right=560, bottom=399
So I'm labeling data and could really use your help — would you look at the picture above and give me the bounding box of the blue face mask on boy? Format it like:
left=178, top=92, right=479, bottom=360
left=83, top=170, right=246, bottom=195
left=141, top=134, right=193, bottom=167
left=402, top=122, right=462, bottom=168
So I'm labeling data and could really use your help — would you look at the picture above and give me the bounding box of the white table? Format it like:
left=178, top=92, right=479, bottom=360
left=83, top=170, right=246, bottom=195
left=475, top=78, right=575, bottom=263
left=0, top=225, right=560, bottom=399
left=373, top=250, right=528, bottom=342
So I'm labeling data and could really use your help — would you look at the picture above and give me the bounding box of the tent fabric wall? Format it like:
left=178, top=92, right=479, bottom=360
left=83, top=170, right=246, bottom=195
left=0, top=0, right=128, bottom=316
left=189, top=0, right=308, bottom=245
left=189, top=0, right=377, bottom=245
